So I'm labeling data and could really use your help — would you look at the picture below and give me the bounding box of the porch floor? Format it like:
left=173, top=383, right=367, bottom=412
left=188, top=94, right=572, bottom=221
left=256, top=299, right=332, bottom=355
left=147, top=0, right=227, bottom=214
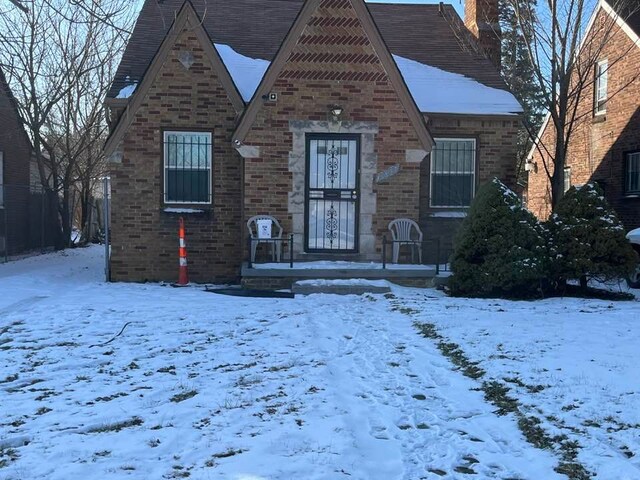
left=241, top=261, right=449, bottom=284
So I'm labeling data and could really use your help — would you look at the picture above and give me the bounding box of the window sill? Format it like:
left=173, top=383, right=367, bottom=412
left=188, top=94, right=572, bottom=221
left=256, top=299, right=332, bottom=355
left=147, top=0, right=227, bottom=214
left=427, top=210, right=469, bottom=218
left=592, top=114, right=607, bottom=124
left=623, top=194, right=640, bottom=199
left=162, top=207, right=211, bottom=215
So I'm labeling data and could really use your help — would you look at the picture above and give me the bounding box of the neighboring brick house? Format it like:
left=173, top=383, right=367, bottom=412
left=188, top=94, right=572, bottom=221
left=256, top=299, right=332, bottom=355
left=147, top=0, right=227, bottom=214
left=0, top=67, right=34, bottom=256
left=104, top=0, right=523, bottom=283
left=527, top=0, right=640, bottom=231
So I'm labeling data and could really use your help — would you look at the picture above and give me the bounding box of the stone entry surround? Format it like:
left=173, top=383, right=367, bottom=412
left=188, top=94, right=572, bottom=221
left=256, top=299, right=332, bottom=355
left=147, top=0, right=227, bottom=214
left=288, top=120, right=379, bottom=259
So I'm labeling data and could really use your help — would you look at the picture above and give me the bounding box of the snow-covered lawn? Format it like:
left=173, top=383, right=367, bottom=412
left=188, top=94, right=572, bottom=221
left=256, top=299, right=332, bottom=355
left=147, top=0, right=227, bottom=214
left=0, top=247, right=638, bottom=479
left=399, top=288, right=640, bottom=479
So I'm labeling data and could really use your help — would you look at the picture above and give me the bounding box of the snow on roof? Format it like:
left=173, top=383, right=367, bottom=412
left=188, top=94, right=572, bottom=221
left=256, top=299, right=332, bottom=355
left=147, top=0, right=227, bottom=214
left=211, top=44, right=521, bottom=114
left=393, top=55, right=523, bottom=116
left=116, top=77, right=138, bottom=99
left=214, top=43, right=270, bottom=102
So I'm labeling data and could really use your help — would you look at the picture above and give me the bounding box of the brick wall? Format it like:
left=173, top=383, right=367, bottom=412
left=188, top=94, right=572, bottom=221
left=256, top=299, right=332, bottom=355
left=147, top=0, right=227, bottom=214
left=109, top=28, right=243, bottom=282
left=420, top=114, right=521, bottom=255
left=0, top=73, right=33, bottom=255
left=528, top=9, right=640, bottom=231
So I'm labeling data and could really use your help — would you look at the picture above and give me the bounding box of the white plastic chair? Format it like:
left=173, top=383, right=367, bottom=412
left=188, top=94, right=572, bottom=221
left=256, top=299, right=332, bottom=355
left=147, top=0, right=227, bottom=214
left=388, top=218, right=423, bottom=264
left=247, top=215, right=283, bottom=263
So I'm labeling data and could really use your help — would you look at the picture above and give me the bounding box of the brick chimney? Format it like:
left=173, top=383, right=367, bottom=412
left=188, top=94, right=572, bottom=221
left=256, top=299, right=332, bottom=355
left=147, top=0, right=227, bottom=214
left=465, top=0, right=501, bottom=69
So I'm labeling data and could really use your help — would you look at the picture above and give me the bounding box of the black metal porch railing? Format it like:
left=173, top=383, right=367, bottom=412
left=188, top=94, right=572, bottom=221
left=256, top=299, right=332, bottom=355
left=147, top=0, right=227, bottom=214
left=245, top=233, right=451, bottom=274
left=247, top=234, right=295, bottom=269
left=381, top=236, right=451, bottom=275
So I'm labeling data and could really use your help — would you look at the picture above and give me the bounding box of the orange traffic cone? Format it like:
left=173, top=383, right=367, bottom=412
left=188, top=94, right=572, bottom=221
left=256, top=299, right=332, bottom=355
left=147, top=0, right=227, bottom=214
left=175, top=217, right=189, bottom=286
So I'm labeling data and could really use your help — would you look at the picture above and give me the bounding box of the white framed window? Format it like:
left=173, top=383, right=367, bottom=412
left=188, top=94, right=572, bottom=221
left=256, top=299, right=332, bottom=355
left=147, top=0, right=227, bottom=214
left=594, top=59, right=608, bottom=115
left=429, top=138, right=476, bottom=208
left=564, top=167, right=572, bottom=192
left=626, top=152, right=640, bottom=195
left=163, top=131, right=212, bottom=204
left=0, top=151, right=4, bottom=208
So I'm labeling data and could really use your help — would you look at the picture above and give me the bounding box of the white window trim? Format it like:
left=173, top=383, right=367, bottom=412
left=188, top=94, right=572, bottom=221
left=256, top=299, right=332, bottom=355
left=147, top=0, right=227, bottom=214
left=626, top=151, right=640, bottom=195
left=163, top=131, right=212, bottom=205
left=594, top=59, right=608, bottom=116
left=564, top=166, right=572, bottom=192
left=429, top=138, right=477, bottom=209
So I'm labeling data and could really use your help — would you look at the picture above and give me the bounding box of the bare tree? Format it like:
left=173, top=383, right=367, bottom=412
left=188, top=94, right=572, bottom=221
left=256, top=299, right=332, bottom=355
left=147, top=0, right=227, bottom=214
left=506, top=0, right=640, bottom=208
left=0, top=0, right=134, bottom=247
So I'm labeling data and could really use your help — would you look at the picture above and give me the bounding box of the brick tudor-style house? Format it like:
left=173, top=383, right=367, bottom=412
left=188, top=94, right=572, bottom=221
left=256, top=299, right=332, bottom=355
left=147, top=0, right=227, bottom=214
left=527, top=0, right=640, bottom=232
left=104, top=0, right=524, bottom=284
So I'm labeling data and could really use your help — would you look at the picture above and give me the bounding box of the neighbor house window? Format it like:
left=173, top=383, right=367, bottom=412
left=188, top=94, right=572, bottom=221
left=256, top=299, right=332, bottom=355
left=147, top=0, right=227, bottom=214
left=0, top=151, right=4, bottom=208
left=430, top=138, right=476, bottom=208
left=594, top=59, right=608, bottom=115
left=626, top=151, right=640, bottom=195
left=163, top=131, right=212, bottom=204
left=564, top=167, right=572, bottom=192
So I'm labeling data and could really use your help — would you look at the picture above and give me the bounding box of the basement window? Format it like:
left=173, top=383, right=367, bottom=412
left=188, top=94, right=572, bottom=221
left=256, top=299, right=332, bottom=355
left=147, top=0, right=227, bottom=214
left=163, top=131, right=212, bottom=204
left=626, top=151, right=640, bottom=196
left=429, top=138, right=476, bottom=208
left=594, top=59, right=608, bottom=115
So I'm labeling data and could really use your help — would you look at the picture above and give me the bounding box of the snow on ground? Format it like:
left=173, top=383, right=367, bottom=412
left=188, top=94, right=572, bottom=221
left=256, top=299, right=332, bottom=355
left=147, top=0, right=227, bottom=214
left=0, top=247, right=565, bottom=479
left=398, top=288, right=640, bottom=479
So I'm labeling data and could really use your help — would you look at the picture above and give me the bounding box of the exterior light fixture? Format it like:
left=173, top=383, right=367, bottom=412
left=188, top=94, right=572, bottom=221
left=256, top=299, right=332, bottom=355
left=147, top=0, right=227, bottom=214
left=328, top=105, right=344, bottom=132
left=330, top=106, right=343, bottom=117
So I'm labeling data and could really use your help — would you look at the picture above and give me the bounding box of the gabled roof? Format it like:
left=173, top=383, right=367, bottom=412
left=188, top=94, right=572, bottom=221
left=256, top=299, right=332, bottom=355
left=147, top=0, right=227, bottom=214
left=0, top=66, right=33, bottom=152
left=232, top=0, right=433, bottom=150
left=104, top=2, right=245, bottom=156
left=107, top=0, right=510, bottom=100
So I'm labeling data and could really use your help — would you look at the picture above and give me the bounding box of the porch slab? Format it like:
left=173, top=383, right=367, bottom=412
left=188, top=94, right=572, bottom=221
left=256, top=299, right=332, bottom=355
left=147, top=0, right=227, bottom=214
left=291, top=279, right=392, bottom=295
left=241, top=261, right=448, bottom=290
left=242, top=262, right=438, bottom=278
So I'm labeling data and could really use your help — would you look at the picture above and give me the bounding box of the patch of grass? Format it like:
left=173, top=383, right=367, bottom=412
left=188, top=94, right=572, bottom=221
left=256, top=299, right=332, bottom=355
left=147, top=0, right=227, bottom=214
left=157, top=365, right=176, bottom=375
left=92, top=392, right=129, bottom=403
left=93, top=450, right=111, bottom=457
left=482, top=381, right=519, bottom=416
left=412, top=394, right=427, bottom=401
left=454, top=465, right=476, bottom=474
left=87, top=417, right=143, bottom=433
left=0, top=374, right=18, bottom=384
left=211, top=448, right=244, bottom=459
left=35, top=407, right=52, bottom=415
left=0, top=447, right=19, bottom=468
left=428, top=468, right=447, bottom=476
left=170, top=390, right=198, bottom=403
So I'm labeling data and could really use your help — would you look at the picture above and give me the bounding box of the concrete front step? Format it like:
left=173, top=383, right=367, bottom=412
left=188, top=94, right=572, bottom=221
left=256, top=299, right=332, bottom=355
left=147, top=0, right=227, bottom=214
left=291, top=279, right=392, bottom=295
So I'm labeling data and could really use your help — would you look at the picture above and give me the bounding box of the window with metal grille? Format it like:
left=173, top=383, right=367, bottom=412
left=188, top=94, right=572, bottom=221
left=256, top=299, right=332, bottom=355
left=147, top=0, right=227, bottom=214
left=163, top=131, right=212, bottom=204
left=594, top=60, right=608, bottom=115
left=429, top=138, right=476, bottom=208
left=626, top=152, right=640, bottom=195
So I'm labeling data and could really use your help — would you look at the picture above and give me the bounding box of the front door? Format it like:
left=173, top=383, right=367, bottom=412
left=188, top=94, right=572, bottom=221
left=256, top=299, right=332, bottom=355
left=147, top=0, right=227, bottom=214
left=305, top=134, right=360, bottom=253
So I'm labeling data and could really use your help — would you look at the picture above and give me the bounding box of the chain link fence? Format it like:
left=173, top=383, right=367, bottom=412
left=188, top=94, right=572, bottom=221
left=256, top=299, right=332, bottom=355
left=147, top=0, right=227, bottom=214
left=0, top=183, right=57, bottom=262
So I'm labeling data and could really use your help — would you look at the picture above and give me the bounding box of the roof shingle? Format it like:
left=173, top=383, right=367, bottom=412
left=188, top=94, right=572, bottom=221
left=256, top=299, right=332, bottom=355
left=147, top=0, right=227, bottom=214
left=107, top=0, right=508, bottom=99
